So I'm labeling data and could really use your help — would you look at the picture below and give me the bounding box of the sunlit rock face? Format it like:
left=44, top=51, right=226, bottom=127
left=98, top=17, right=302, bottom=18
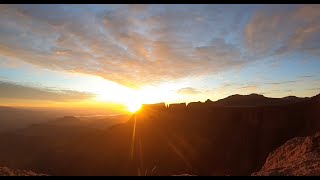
left=252, top=131, right=320, bottom=176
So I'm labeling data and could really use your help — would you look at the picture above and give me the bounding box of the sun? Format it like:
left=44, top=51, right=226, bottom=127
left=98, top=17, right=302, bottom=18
left=127, top=102, right=142, bottom=113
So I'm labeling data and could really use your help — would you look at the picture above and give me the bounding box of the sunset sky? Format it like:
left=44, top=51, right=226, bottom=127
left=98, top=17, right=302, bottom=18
left=0, top=4, right=320, bottom=110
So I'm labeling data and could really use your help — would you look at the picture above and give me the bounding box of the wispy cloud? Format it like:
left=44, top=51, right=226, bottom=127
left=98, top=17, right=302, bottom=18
left=245, top=4, right=320, bottom=58
left=266, top=80, right=297, bottom=85
left=238, top=85, right=257, bottom=91
left=178, top=87, right=201, bottom=95
left=298, top=75, right=314, bottom=79
left=0, top=81, right=95, bottom=101
left=307, top=87, right=320, bottom=91
left=221, top=82, right=240, bottom=88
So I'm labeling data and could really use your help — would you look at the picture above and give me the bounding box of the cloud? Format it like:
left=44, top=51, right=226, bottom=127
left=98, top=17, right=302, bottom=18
left=0, top=4, right=248, bottom=88
left=298, top=75, right=314, bottom=79
left=245, top=5, right=320, bottom=58
left=266, top=80, right=297, bottom=85
left=260, top=90, right=281, bottom=95
left=178, top=87, right=201, bottom=95
left=307, top=87, right=320, bottom=91
left=221, top=82, right=240, bottom=88
left=238, top=85, right=257, bottom=91
left=0, top=81, right=95, bottom=101
left=0, top=4, right=319, bottom=89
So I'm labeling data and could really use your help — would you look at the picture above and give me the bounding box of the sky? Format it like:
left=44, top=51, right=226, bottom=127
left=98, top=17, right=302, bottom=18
left=0, top=4, right=320, bottom=110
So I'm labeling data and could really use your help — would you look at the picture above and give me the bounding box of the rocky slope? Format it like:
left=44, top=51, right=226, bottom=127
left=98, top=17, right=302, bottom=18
left=0, top=166, right=46, bottom=176
left=252, top=131, right=320, bottom=176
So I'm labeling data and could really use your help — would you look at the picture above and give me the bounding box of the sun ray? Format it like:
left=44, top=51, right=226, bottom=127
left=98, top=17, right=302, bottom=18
left=131, top=114, right=137, bottom=160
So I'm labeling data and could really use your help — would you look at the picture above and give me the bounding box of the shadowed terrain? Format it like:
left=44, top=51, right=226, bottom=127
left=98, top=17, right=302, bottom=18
left=0, top=93, right=319, bottom=175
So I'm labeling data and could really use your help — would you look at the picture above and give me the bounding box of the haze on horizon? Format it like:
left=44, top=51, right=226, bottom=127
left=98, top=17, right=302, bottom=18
left=0, top=4, right=320, bottom=112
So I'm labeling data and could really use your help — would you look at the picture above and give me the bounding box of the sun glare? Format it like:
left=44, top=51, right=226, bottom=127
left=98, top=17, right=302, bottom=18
left=127, top=102, right=142, bottom=113
left=90, top=76, right=187, bottom=112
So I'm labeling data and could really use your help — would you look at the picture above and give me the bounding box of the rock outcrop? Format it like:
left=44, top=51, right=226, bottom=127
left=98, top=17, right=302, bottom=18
left=0, top=167, right=47, bottom=176
left=252, top=131, right=320, bottom=176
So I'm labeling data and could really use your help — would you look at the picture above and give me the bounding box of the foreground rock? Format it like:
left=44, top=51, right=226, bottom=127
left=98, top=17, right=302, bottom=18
left=252, top=131, right=320, bottom=176
left=0, top=167, right=47, bottom=176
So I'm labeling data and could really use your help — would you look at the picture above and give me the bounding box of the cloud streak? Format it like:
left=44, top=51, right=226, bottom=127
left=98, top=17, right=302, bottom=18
left=266, top=80, right=297, bottom=85
left=238, top=85, right=257, bottom=91
left=178, top=87, right=201, bottom=95
left=0, top=81, right=95, bottom=101
left=307, top=88, right=320, bottom=91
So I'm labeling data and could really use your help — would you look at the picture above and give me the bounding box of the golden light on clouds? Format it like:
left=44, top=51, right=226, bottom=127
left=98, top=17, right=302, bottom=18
left=0, top=4, right=320, bottom=111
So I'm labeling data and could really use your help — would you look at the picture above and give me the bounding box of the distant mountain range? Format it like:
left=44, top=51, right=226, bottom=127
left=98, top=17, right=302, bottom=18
left=0, top=106, right=129, bottom=132
left=145, top=93, right=311, bottom=110
left=0, top=106, right=54, bottom=132
left=212, top=94, right=309, bottom=107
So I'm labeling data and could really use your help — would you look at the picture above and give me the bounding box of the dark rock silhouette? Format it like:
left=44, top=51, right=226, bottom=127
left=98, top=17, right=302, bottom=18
left=213, top=93, right=308, bottom=107
left=142, top=103, right=167, bottom=111
left=205, top=99, right=213, bottom=103
left=0, top=93, right=319, bottom=175
left=168, top=103, right=186, bottom=111
left=252, top=131, right=320, bottom=176
left=187, top=101, right=203, bottom=109
left=134, top=93, right=320, bottom=175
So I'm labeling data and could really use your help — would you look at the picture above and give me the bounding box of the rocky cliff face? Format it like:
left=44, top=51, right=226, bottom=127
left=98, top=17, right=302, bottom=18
left=252, top=131, right=320, bottom=176
left=134, top=93, right=320, bottom=175
left=0, top=167, right=47, bottom=176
